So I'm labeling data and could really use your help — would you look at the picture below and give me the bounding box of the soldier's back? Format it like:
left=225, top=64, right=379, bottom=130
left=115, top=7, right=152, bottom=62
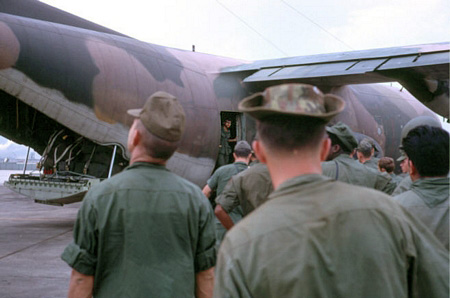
left=392, top=175, right=413, bottom=196
left=364, top=157, right=379, bottom=170
left=322, top=154, right=390, bottom=192
left=215, top=174, right=449, bottom=298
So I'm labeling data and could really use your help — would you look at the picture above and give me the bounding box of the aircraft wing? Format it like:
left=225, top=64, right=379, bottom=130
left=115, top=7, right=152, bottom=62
left=222, top=43, right=450, bottom=118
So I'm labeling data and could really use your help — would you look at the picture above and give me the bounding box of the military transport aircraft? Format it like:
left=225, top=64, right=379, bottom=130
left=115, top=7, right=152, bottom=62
left=0, top=0, right=448, bottom=205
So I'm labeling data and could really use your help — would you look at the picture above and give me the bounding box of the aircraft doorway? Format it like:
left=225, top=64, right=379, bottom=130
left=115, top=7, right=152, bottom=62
left=217, top=112, right=244, bottom=167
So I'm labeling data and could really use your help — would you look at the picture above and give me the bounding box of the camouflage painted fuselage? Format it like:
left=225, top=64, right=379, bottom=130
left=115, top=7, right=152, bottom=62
left=0, top=9, right=437, bottom=189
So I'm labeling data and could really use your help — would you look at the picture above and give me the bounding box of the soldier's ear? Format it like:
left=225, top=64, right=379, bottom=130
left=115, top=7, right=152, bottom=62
left=127, top=120, right=139, bottom=151
left=331, top=144, right=340, bottom=154
left=320, top=137, right=331, bottom=162
left=131, top=127, right=141, bottom=147
left=409, top=160, right=420, bottom=180
left=253, top=140, right=267, bottom=164
left=356, top=151, right=363, bottom=162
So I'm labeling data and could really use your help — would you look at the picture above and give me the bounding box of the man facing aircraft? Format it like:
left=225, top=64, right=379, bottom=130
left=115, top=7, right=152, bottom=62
left=394, top=125, right=449, bottom=250
left=214, top=83, right=449, bottom=298
left=322, top=122, right=395, bottom=194
left=62, top=92, right=216, bottom=298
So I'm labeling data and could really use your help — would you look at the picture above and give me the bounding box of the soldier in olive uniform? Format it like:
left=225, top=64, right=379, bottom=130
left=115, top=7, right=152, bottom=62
left=62, top=92, right=216, bottom=298
left=203, top=141, right=252, bottom=250
left=322, top=122, right=395, bottom=194
left=378, top=156, right=403, bottom=187
left=392, top=116, right=442, bottom=196
left=217, top=119, right=235, bottom=167
left=392, top=154, right=413, bottom=196
left=394, top=125, right=449, bottom=250
left=215, top=160, right=273, bottom=230
left=214, top=83, right=448, bottom=298
left=356, top=138, right=379, bottom=169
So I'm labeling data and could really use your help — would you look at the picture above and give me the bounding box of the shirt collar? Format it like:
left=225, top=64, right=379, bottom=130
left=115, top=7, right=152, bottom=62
left=411, top=177, right=449, bottom=207
left=336, top=154, right=354, bottom=161
left=125, top=162, right=168, bottom=171
left=270, top=174, right=332, bottom=199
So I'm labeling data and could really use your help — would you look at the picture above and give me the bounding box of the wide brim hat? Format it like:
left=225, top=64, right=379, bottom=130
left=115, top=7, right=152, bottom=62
left=238, top=83, right=345, bottom=122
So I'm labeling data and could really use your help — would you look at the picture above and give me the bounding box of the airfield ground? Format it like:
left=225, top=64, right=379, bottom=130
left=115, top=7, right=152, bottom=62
left=0, top=183, right=80, bottom=297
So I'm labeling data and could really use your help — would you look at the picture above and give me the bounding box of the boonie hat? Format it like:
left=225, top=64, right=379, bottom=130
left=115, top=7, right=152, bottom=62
left=326, top=122, right=358, bottom=152
left=127, top=91, right=185, bottom=142
left=238, top=83, right=345, bottom=122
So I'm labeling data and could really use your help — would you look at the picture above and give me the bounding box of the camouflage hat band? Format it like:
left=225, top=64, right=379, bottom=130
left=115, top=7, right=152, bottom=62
left=238, top=84, right=345, bottom=122
left=127, top=91, right=186, bottom=142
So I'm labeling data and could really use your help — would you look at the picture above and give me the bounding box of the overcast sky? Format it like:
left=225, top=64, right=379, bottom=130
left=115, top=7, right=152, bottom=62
left=40, top=0, right=449, bottom=61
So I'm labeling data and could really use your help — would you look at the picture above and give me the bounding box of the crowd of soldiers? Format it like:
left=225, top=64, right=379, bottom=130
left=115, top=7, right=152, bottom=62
left=61, top=84, right=449, bottom=297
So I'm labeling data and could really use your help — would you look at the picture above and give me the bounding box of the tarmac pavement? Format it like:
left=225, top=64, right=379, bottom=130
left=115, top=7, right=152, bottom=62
left=0, top=186, right=80, bottom=297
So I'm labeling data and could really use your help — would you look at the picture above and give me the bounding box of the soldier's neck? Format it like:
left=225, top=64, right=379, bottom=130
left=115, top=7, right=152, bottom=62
left=265, top=152, right=322, bottom=190
left=130, top=147, right=167, bottom=166
left=234, top=157, right=249, bottom=164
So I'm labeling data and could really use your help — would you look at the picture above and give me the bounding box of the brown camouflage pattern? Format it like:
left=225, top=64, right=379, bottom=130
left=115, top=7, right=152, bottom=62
left=0, top=2, right=442, bottom=199
left=264, top=84, right=326, bottom=114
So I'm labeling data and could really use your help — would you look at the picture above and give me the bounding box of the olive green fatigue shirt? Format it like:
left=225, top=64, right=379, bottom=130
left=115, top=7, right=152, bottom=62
left=214, top=174, right=449, bottom=298
left=383, top=173, right=403, bottom=197
left=215, top=163, right=273, bottom=216
left=207, top=162, right=249, bottom=196
left=218, top=127, right=232, bottom=166
left=394, top=177, right=449, bottom=250
left=363, top=157, right=379, bottom=170
left=207, top=162, right=248, bottom=248
left=219, top=126, right=231, bottom=155
left=61, top=162, right=216, bottom=298
left=322, top=154, right=394, bottom=194
left=392, top=175, right=413, bottom=196
left=381, top=171, right=398, bottom=194
left=390, top=173, right=403, bottom=188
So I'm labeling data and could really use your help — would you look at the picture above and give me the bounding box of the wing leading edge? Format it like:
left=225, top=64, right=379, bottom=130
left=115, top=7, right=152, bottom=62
left=223, top=43, right=449, bottom=118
